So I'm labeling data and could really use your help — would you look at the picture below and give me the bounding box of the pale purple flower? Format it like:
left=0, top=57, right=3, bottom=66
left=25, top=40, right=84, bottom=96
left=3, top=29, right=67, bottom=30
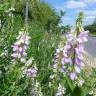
left=24, top=45, right=28, bottom=50
left=75, top=45, right=85, bottom=55
left=61, top=58, right=65, bottom=65
left=18, top=47, right=23, bottom=52
left=77, top=54, right=83, bottom=60
left=64, top=43, right=71, bottom=49
left=52, top=29, right=88, bottom=81
left=11, top=30, right=31, bottom=63
left=77, top=38, right=83, bottom=43
left=64, top=57, right=72, bottom=63
left=11, top=53, right=18, bottom=58
left=75, top=66, right=81, bottom=73
left=75, top=57, right=81, bottom=64
left=62, top=31, right=87, bottom=80
left=12, top=45, right=19, bottom=51
left=77, top=31, right=89, bottom=43
left=70, top=72, right=77, bottom=80
left=66, top=34, right=74, bottom=42
left=75, top=57, right=84, bottom=67
left=26, top=67, right=37, bottom=78
left=63, top=50, right=68, bottom=58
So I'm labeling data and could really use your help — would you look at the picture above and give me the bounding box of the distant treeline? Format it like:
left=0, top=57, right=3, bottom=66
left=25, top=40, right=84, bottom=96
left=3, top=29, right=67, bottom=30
left=84, top=18, right=96, bottom=34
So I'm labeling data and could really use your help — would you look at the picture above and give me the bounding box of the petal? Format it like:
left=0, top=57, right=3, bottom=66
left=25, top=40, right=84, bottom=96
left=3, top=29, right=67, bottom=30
left=20, top=58, right=26, bottom=63
left=70, top=72, right=77, bottom=80
left=13, top=45, right=19, bottom=51
left=64, top=58, right=72, bottom=63
left=75, top=66, right=81, bottom=73
left=75, top=58, right=84, bottom=67
left=11, top=53, right=18, bottom=58
left=77, top=38, right=83, bottom=43
left=19, top=47, right=23, bottom=52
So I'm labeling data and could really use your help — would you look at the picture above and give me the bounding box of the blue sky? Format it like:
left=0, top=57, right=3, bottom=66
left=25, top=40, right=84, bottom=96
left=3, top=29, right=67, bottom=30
left=43, top=0, right=96, bottom=26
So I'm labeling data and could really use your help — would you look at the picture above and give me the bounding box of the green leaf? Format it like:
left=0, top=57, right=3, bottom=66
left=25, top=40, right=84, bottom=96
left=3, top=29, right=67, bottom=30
left=71, top=86, right=82, bottom=96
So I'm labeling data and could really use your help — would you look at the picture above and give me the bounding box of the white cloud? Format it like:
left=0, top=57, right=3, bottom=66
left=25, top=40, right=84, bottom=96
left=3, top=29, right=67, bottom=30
left=80, top=10, right=96, bottom=24
left=66, top=0, right=86, bottom=9
left=83, top=0, right=96, bottom=3
left=84, top=15, right=96, bottom=25
left=84, top=10, right=96, bottom=16
left=85, top=16, right=95, bottom=19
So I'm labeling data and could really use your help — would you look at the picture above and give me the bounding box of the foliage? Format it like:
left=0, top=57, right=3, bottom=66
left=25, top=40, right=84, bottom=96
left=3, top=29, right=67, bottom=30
left=0, top=1, right=96, bottom=96
left=84, top=18, right=96, bottom=35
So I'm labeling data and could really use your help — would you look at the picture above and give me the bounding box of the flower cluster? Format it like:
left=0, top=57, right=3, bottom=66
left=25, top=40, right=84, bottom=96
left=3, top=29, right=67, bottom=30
left=53, top=29, right=89, bottom=80
left=53, top=48, right=64, bottom=73
left=77, top=79, right=84, bottom=87
left=26, top=66, right=38, bottom=78
left=89, top=88, right=96, bottom=96
left=30, top=81, right=43, bottom=96
left=11, top=30, right=31, bottom=63
left=55, top=84, right=66, bottom=96
left=6, top=7, right=15, bottom=13
left=5, top=7, right=15, bottom=17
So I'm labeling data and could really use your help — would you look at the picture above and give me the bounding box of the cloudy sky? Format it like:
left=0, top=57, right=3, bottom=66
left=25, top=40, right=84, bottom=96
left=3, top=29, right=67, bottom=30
left=43, top=0, right=96, bottom=26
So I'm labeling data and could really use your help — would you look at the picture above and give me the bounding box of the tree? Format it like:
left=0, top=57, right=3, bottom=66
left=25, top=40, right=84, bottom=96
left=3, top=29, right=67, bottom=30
left=84, top=17, right=96, bottom=34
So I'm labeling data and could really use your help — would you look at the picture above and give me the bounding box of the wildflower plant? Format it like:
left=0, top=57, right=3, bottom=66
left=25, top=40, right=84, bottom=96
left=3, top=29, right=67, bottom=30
left=50, top=12, right=89, bottom=95
left=11, top=29, right=31, bottom=63
left=55, top=84, right=66, bottom=96
left=1, top=0, right=96, bottom=95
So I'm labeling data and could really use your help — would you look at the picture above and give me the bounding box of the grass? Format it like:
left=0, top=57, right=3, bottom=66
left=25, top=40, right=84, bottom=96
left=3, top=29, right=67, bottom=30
left=90, top=32, right=96, bottom=36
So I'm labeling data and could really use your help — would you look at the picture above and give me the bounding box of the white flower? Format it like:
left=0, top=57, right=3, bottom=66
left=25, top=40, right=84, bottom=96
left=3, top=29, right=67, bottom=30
left=5, top=7, right=15, bottom=13
left=89, top=90, right=93, bottom=95
left=49, top=82, right=52, bottom=87
left=17, top=53, right=22, bottom=58
left=78, top=79, right=84, bottom=87
left=50, top=74, right=55, bottom=79
left=20, top=58, right=26, bottom=63
left=55, top=84, right=66, bottom=96
left=56, top=48, right=60, bottom=53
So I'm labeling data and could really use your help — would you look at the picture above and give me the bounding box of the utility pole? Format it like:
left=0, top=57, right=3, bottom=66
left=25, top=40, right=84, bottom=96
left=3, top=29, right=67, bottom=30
left=25, top=0, right=29, bottom=31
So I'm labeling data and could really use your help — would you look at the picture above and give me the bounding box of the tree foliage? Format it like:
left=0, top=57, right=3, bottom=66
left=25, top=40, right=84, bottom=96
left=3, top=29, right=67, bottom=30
left=84, top=17, right=96, bottom=35
left=0, top=1, right=96, bottom=96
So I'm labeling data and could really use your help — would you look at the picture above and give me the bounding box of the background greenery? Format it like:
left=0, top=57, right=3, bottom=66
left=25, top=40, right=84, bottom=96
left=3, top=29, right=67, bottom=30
left=0, top=0, right=96, bottom=96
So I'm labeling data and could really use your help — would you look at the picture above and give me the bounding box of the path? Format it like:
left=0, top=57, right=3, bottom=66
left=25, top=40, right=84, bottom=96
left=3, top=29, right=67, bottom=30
left=85, top=35, right=96, bottom=57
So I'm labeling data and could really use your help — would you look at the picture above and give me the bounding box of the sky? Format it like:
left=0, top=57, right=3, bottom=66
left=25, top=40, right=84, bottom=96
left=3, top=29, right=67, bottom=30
left=43, top=0, right=96, bottom=26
